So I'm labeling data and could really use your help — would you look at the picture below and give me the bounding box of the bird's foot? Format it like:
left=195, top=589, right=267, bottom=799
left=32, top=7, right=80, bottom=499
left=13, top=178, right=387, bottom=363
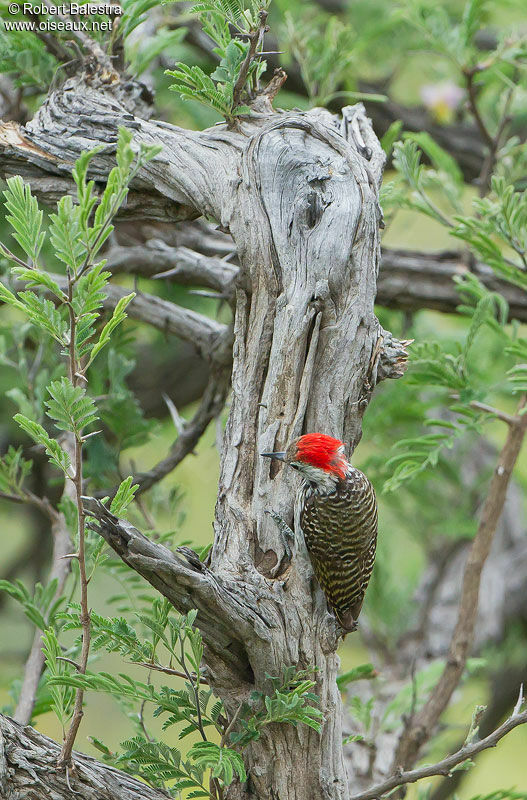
left=265, top=510, right=294, bottom=560
left=335, top=609, right=358, bottom=638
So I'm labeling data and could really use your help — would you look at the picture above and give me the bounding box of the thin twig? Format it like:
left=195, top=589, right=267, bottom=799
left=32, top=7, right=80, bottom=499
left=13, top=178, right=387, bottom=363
left=231, top=10, right=269, bottom=110
left=464, top=69, right=494, bottom=150
left=478, top=75, right=516, bottom=196
left=179, top=634, right=207, bottom=742
left=0, top=489, right=25, bottom=506
left=350, top=704, right=527, bottom=800
left=468, top=400, right=517, bottom=426
left=98, top=365, right=231, bottom=498
left=57, top=274, right=91, bottom=768
left=392, top=394, right=527, bottom=771
left=464, top=66, right=516, bottom=197
left=135, top=661, right=209, bottom=685
left=448, top=398, right=518, bottom=426
left=56, top=656, right=82, bottom=671
left=0, top=242, right=39, bottom=272
left=220, top=702, right=243, bottom=748
left=139, top=668, right=155, bottom=742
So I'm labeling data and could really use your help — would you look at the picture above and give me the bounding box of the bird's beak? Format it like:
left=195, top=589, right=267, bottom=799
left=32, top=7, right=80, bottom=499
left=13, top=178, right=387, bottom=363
left=260, top=451, right=286, bottom=461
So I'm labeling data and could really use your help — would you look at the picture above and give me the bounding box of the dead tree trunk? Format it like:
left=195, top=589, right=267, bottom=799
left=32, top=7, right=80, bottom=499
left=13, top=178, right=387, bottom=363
left=208, top=109, right=401, bottom=799
left=0, top=76, right=408, bottom=799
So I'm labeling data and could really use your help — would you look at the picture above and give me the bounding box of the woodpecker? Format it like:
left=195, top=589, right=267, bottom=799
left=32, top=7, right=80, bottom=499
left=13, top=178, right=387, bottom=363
left=261, top=433, right=377, bottom=632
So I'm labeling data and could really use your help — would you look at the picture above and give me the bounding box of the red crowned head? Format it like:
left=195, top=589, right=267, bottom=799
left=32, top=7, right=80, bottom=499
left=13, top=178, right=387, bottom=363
left=293, top=433, right=347, bottom=479
left=261, top=433, right=349, bottom=484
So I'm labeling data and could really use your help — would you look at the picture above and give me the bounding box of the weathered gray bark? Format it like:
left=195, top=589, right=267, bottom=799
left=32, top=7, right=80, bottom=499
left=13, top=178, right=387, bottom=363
left=0, top=77, right=408, bottom=799
left=0, top=714, right=170, bottom=800
left=377, top=248, right=527, bottom=322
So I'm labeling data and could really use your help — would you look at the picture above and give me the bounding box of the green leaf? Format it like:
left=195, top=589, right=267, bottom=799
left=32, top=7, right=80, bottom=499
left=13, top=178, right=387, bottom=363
left=380, top=120, right=403, bottom=157
left=0, top=578, right=63, bottom=633
left=49, top=195, right=86, bottom=273
left=343, top=733, right=365, bottom=743
left=119, top=0, right=167, bottom=40
left=166, top=63, right=234, bottom=118
left=285, top=12, right=356, bottom=105
left=460, top=0, right=487, bottom=47
left=0, top=578, right=30, bottom=604
left=128, top=26, right=187, bottom=77
left=110, top=476, right=139, bottom=516
left=337, top=664, right=377, bottom=689
left=3, top=176, right=45, bottom=263
left=0, top=282, right=27, bottom=313
left=73, top=145, right=105, bottom=235
left=14, top=413, right=72, bottom=475
left=45, top=377, right=99, bottom=437
left=17, top=290, right=68, bottom=343
left=383, top=408, right=484, bottom=494
left=87, top=293, right=135, bottom=366
left=5, top=387, right=34, bottom=418
left=403, top=131, right=463, bottom=187
left=188, top=741, right=247, bottom=785
left=0, top=445, right=32, bottom=495
left=0, top=25, right=57, bottom=90
left=453, top=175, right=527, bottom=291
left=10, top=267, right=65, bottom=299
left=211, top=39, right=246, bottom=83
left=75, top=262, right=111, bottom=309
left=42, top=628, right=75, bottom=726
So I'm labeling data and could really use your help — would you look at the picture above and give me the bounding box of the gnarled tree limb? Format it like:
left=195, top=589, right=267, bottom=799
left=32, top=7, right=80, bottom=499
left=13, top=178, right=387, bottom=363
left=378, top=249, right=527, bottom=322
left=82, top=497, right=271, bottom=681
left=10, top=271, right=228, bottom=358
left=0, top=713, right=171, bottom=800
left=101, top=234, right=527, bottom=323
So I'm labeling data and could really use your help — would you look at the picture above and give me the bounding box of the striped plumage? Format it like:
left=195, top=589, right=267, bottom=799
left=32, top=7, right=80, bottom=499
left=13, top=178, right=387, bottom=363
left=299, top=468, right=377, bottom=630
left=262, top=433, right=378, bottom=632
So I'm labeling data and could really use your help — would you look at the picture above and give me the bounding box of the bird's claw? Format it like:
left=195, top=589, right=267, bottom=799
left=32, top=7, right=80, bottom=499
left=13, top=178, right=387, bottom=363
left=265, top=510, right=294, bottom=560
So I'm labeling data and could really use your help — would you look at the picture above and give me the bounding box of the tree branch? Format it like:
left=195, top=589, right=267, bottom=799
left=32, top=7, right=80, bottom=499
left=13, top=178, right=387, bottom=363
left=0, top=89, right=213, bottom=223
left=431, top=664, right=527, bottom=800
left=392, top=395, right=527, bottom=771
left=135, top=661, right=209, bottom=684
left=99, top=358, right=232, bottom=498
left=378, top=248, right=527, bottom=322
left=103, top=284, right=227, bottom=359
left=107, top=241, right=237, bottom=298
left=0, top=713, right=172, bottom=800
left=11, top=271, right=228, bottom=359
left=82, top=498, right=271, bottom=679
left=350, top=704, right=527, bottom=800
left=103, top=236, right=527, bottom=324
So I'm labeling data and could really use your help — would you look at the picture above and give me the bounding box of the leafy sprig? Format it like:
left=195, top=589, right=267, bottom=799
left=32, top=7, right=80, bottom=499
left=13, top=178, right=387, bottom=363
left=165, top=0, right=271, bottom=120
